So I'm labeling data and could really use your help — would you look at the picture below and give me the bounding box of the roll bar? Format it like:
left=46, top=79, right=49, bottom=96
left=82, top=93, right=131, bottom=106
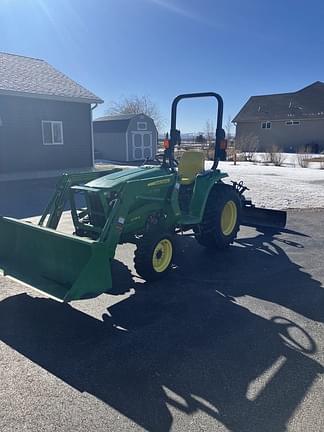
left=163, top=92, right=225, bottom=170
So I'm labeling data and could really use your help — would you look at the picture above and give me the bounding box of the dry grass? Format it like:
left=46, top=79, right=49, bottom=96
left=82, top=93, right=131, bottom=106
left=306, top=156, right=324, bottom=162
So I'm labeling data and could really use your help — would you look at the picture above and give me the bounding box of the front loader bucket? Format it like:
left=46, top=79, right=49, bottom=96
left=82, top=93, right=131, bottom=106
left=241, top=206, right=287, bottom=230
left=0, top=217, right=112, bottom=302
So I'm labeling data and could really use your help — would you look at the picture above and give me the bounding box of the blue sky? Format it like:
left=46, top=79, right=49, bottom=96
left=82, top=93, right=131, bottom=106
left=1, top=0, right=324, bottom=132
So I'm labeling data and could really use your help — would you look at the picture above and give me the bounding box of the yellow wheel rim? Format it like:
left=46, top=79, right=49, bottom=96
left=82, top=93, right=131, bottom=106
left=221, top=200, right=237, bottom=236
left=152, top=239, right=173, bottom=273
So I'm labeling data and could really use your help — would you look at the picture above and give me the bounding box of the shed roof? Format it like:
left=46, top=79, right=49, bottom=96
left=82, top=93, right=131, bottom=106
left=93, top=113, right=148, bottom=133
left=95, top=114, right=141, bottom=122
left=233, top=81, right=324, bottom=122
left=0, top=52, right=103, bottom=104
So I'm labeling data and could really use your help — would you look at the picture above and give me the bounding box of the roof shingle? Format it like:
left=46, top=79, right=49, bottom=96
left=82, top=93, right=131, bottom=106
left=93, top=113, right=147, bottom=133
left=0, top=52, right=103, bottom=104
left=233, top=81, right=324, bottom=122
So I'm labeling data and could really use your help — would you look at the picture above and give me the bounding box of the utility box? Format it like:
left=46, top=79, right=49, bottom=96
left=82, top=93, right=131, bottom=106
left=93, top=113, right=158, bottom=162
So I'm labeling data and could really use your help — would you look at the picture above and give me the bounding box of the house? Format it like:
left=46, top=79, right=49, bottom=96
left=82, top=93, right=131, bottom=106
left=0, top=52, right=103, bottom=173
left=93, top=113, right=158, bottom=162
left=233, top=82, right=324, bottom=153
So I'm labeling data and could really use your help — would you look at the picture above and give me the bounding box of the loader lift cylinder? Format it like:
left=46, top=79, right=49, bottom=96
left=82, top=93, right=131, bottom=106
left=164, top=92, right=225, bottom=170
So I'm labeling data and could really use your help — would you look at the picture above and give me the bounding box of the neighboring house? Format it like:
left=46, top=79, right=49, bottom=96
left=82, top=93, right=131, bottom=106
left=0, top=52, right=103, bottom=173
left=233, top=81, right=324, bottom=152
left=93, top=113, right=158, bottom=162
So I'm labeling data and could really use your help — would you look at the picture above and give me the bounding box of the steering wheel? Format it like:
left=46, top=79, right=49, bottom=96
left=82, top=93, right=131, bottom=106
left=155, top=153, right=164, bottom=162
left=155, top=154, right=179, bottom=167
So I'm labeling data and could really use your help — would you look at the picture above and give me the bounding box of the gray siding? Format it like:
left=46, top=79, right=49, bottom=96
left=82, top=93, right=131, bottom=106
left=94, top=132, right=126, bottom=161
left=235, top=119, right=324, bottom=152
left=93, top=119, right=130, bottom=133
left=0, top=94, right=93, bottom=173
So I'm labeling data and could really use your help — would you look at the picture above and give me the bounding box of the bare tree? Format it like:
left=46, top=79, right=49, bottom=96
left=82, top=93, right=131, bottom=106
left=106, top=95, right=164, bottom=131
left=204, top=119, right=214, bottom=147
left=297, top=152, right=311, bottom=168
left=225, top=115, right=233, bottom=140
left=236, top=133, right=259, bottom=161
left=264, top=145, right=286, bottom=166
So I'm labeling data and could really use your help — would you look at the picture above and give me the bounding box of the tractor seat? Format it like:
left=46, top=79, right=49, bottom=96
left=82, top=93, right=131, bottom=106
left=178, top=151, right=205, bottom=185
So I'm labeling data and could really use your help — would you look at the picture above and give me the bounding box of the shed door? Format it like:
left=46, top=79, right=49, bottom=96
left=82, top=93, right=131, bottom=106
left=131, top=132, right=153, bottom=160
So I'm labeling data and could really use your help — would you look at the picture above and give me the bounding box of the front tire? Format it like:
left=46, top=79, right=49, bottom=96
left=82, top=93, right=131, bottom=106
left=134, top=233, right=174, bottom=281
left=196, top=184, right=241, bottom=249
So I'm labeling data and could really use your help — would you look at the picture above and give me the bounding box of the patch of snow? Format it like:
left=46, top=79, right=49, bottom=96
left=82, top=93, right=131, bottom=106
left=206, top=160, right=324, bottom=210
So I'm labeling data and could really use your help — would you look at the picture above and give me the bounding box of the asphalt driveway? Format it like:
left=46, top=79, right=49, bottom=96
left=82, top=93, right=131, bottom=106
left=0, top=177, right=58, bottom=219
left=0, top=179, right=323, bottom=431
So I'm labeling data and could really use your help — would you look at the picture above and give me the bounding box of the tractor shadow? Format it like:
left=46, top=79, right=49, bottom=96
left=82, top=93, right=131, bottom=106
left=0, top=230, right=323, bottom=431
left=172, top=228, right=324, bottom=323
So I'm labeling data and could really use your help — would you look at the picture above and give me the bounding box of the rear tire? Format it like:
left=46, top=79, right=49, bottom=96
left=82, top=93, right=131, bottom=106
left=195, top=184, right=241, bottom=249
left=134, top=232, right=174, bottom=281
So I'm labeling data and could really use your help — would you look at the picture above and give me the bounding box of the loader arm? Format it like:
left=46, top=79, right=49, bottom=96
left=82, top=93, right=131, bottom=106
left=39, top=169, right=122, bottom=229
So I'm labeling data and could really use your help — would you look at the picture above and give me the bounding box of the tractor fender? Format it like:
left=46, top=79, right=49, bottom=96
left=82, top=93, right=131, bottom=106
left=189, top=171, right=228, bottom=222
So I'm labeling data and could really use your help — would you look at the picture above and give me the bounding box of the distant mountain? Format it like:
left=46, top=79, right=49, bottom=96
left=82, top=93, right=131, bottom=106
left=158, top=132, right=205, bottom=140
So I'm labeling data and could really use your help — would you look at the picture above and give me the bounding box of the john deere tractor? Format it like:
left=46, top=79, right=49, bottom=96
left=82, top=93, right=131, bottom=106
left=0, top=92, right=286, bottom=302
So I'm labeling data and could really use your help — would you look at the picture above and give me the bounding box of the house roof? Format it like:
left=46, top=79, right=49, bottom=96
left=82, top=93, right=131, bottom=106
left=233, top=81, right=324, bottom=123
left=0, top=52, right=103, bottom=104
left=93, top=113, right=147, bottom=133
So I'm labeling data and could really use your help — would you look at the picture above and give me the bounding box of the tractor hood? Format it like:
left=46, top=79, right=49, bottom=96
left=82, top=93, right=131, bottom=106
left=86, top=166, right=169, bottom=189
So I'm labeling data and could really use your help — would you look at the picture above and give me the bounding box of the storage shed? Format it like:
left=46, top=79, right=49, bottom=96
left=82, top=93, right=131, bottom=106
left=93, top=113, right=158, bottom=162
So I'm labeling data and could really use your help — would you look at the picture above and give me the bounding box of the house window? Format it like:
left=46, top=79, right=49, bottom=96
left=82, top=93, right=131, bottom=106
left=42, top=121, right=64, bottom=145
left=261, top=121, right=271, bottom=129
left=286, top=120, right=300, bottom=126
left=137, top=122, right=147, bottom=131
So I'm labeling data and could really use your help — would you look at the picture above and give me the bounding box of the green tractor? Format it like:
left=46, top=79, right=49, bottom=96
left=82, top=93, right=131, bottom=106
left=0, top=92, right=286, bottom=302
